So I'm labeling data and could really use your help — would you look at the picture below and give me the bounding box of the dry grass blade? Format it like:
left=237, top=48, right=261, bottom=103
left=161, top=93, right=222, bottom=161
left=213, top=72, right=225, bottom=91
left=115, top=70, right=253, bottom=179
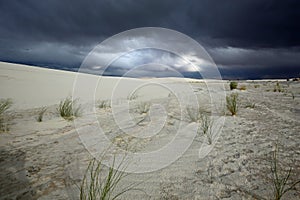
left=270, top=144, right=300, bottom=200
left=226, top=93, right=238, bottom=116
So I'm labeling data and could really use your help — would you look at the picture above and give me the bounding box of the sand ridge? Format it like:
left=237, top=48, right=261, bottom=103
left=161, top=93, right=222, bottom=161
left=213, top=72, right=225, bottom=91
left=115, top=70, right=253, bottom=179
left=0, top=62, right=299, bottom=199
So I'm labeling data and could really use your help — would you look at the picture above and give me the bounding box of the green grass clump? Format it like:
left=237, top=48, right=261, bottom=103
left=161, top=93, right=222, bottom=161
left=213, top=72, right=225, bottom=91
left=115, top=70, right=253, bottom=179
left=58, top=97, right=81, bottom=120
left=80, top=155, right=134, bottom=200
left=98, top=100, right=111, bottom=109
left=36, top=107, right=47, bottom=122
left=270, top=144, right=300, bottom=200
left=230, top=81, right=238, bottom=90
left=0, top=98, right=13, bottom=132
left=199, top=115, right=213, bottom=145
left=226, top=93, right=239, bottom=116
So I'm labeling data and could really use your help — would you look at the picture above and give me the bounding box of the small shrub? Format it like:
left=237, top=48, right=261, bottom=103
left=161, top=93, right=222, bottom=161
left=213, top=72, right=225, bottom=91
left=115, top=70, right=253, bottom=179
left=36, top=107, right=47, bottom=122
left=0, top=99, right=13, bottom=132
left=226, top=93, right=239, bottom=116
left=80, top=155, right=134, bottom=200
left=58, top=97, right=81, bottom=120
left=254, top=84, right=260, bottom=88
left=230, top=81, right=238, bottom=90
left=269, top=144, right=300, bottom=200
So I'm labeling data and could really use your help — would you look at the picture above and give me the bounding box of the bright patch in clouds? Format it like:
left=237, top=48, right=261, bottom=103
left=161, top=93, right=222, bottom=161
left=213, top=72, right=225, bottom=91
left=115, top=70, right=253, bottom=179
left=82, top=48, right=212, bottom=77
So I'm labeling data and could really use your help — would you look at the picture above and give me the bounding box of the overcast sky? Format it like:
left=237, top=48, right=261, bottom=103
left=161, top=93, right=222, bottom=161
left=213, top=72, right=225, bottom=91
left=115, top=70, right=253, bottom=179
left=0, top=0, right=299, bottom=79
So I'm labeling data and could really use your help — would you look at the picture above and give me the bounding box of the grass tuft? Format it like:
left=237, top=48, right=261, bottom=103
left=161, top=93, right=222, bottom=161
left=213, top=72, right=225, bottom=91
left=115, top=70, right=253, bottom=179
left=270, top=144, right=300, bottom=200
left=137, top=102, right=150, bottom=114
left=230, top=81, right=238, bottom=90
left=186, top=107, right=201, bottom=122
left=199, top=114, right=213, bottom=145
left=98, top=100, right=111, bottom=109
left=273, top=82, right=283, bottom=92
left=80, top=155, right=135, bottom=200
left=0, top=98, right=12, bottom=115
left=58, top=97, right=81, bottom=121
left=36, top=107, right=47, bottom=122
left=0, top=98, right=13, bottom=132
left=226, top=93, right=239, bottom=116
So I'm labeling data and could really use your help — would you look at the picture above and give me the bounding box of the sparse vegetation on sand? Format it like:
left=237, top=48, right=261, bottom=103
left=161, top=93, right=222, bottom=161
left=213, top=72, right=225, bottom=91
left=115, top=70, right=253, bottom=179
left=273, top=82, right=283, bottom=92
left=80, top=155, right=134, bottom=200
left=245, top=101, right=255, bottom=109
left=0, top=98, right=12, bottom=115
left=98, top=100, right=111, bottom=109
left=199, top=114, right=213, bottom=145
left=186, top=106, right=211, bottom=122
left=269, top=144, right=300, bottom=200
left=186, top=107, right=201, bottom=122
left=137, top=102, right=150, bottom=114
left=127, top=93, right=138, bottom=101
left=226, top=93, right=238, bottom=116
left=36, top=107, right=47, bottom=122
left=58, top=97, right=81, bottom=120
left=0, top=98, right=13, bottom=132
left=230, top=81, right=238, bottom=90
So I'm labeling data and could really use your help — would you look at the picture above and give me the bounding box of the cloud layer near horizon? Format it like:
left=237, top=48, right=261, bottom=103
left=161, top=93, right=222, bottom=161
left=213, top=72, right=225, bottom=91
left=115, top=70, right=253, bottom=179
left=0, top=0, right=299, bottom=79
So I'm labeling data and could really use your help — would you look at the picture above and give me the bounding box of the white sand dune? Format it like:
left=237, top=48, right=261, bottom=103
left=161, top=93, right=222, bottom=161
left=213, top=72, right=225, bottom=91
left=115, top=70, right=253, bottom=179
left=0, top=62, right=172, bottom=109
left=0, top=61, right=299, bottom=199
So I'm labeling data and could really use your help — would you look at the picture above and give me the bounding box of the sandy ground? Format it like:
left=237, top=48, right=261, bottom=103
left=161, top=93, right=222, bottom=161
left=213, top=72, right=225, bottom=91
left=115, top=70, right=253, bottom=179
left=0, top=61, right=300, bottom=199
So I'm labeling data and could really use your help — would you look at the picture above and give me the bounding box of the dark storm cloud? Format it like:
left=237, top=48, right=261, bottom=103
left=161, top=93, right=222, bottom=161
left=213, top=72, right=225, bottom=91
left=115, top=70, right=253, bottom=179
left=0, top=0, right=299, bottom=78
left=188, top=0, right=300, bottom=48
